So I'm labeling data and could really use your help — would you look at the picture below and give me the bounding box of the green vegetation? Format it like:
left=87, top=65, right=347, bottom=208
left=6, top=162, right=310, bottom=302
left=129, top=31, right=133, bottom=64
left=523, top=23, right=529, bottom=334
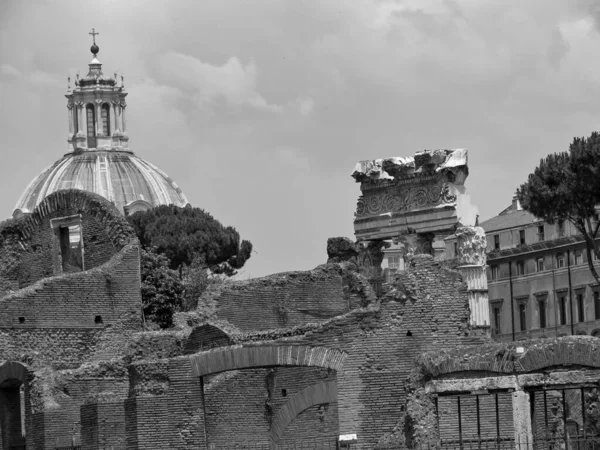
left=129, top=205, right=253, bottom=328
left=518, top=131, right=600, bottom=283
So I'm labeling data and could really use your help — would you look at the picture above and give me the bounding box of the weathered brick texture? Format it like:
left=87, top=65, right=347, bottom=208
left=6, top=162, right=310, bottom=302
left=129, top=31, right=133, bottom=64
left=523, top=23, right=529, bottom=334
left=200, top=265, right=373, bottom=332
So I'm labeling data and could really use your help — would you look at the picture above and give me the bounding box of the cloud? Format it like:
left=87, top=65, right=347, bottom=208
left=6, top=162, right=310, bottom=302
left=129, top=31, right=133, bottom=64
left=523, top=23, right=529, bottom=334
left=155, top=51, right=281, bottom=113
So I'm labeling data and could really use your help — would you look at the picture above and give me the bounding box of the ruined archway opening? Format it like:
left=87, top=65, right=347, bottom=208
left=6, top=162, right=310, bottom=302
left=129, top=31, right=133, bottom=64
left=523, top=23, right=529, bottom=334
left=0, top=378, right=25, bottom=449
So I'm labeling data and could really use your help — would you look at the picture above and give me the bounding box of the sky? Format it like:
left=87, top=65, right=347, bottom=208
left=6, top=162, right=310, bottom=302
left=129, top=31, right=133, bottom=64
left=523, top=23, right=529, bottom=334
left=1, top=0, right=600, bottom=278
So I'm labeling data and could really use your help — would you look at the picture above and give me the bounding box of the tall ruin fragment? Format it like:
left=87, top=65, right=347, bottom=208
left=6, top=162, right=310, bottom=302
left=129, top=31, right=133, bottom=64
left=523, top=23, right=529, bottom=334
left=352, top=149, right=490, bottom=329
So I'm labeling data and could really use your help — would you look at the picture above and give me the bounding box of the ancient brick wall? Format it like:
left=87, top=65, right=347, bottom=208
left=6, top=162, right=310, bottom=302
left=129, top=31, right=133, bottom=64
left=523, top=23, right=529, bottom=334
left=0, top=243, right=140, bottom=330
left=28, top=361, right=129, bottom=449
left=202, top=366, right=338, bottom=447
left=151, top=255, right=487, bottom=449
left=264, top=255, right=488, bottom=448
left=0, top=226, right=23, bottom=296
left=0, top=189, right=136, bottom=289
left=202, top=265, right=373, bottom=332
left=437, top=393, right=513, bottom=443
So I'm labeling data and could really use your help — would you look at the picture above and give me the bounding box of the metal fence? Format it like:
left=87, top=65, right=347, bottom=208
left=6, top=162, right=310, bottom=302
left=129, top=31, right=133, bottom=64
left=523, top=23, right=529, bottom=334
left=207, top=436, right=600, bottom=450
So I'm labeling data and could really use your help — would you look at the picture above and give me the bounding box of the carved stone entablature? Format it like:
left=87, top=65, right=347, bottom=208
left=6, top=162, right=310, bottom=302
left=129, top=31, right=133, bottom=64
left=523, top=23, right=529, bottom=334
left=355, top=181, right=456, bottom=219
left=352, top=149, right=471, bottom=242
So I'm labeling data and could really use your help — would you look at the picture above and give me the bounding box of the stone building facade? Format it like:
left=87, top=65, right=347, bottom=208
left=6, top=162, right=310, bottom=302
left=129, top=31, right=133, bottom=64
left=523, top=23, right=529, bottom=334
left=481, top=195, right=600, bottom=341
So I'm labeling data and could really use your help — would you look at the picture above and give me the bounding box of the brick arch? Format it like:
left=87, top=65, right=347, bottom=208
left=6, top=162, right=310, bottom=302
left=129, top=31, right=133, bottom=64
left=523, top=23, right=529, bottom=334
left=183, top=323, right=236, bottom=355
left=517, top=338, right=600, bottom=372
left=0, top=361, right=28, bottom=385
left=270, top=380, right=337, bottom=444
left=189, top=345, right=347, bottom=377
left=19, top=189, right=136, bottom=250
left=423, top=338, right=600, bottom=378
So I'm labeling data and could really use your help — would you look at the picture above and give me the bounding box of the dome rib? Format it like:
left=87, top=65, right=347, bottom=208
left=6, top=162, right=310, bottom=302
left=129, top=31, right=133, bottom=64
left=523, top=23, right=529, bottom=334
left=14, top=151, right=188, bottom=217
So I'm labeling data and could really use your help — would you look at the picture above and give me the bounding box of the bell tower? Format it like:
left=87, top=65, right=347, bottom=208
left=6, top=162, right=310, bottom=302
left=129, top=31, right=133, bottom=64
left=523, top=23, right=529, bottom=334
left=66, top=29, right=129, bottom=152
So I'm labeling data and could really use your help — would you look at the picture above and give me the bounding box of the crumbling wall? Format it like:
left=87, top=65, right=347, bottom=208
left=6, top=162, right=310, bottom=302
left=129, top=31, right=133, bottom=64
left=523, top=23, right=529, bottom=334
left=28, top=360, right=129, bottom=448
left=0, top=189, right=136, bottom=290
left=190, top=255, right=487, bottom=448
left=0, top=221, right=24, bottom=296
left=198, top=264, right=374, bottom=332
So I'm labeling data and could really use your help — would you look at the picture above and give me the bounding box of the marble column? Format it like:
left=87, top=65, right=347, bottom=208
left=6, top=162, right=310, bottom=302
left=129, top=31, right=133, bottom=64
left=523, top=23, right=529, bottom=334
left=121, top=102, right=127, bottom=135
left=112, top=101, right=119, bottom=135
left=77, top=103, right=84, bottom=136
left=115, top=103, right=122, bottom=134
left=455, top=226, right=490, bottom=328
left=67, top=103, right=74, bottom=137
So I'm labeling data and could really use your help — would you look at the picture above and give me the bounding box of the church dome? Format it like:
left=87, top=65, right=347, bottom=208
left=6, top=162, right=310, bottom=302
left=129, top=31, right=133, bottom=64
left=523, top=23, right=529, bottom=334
left=13, top=33, right=189, bottom=218
left=14, top=150, right=189, bottom=217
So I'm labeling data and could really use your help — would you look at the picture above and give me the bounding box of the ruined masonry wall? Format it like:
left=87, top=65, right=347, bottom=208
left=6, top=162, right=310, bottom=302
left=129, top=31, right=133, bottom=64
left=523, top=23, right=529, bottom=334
left=17, top=210, right=119, bottom=288
left=276, top=256, right=489, bottom=448
left=210, top=268, right=353, bottom=332
left=0, top=244, right=140, bottom=331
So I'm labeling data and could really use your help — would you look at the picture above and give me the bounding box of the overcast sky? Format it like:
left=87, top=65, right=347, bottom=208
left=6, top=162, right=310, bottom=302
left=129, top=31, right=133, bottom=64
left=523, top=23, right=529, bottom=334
left=1, top=0, right=600, bottom=278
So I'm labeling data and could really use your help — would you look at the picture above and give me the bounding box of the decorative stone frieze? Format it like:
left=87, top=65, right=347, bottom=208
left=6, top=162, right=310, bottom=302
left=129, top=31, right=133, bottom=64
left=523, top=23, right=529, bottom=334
left=352, top=149, right=471, bottom=242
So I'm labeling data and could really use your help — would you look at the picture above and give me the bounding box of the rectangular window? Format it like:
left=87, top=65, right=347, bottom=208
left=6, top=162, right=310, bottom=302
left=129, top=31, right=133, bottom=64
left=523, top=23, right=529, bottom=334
left=559, top=296, right=567, bottom=326
left=86, top=105, right=95, bottom=137
left=491, top=265, right=499, bottom=281
left=557, top=253, right=565, bottom=269
left=59, top=224, right=83, bottom=273
left=453, top=242, right=458, bottom=257
left=51, top=215, right=84, bottom=275
left=519, top=303, right=527, bottom=331
left=538, top=225, right=545, bottom=242
left=494, top=234, right=500, bottom=250
left=595, top=291, right=600, bottom=320
left=539, top=300, right=546, bottom=329
left=578, top=293, right=585, bottom=322
left=519, top=230, right=526, bottom=245
left=493, top=307, right=501, bottom=335
left=575, top=251, right=583, bottom=265
left=516, top=260, right=525, bottom=276
left=537, top=257, right=545, bottom=272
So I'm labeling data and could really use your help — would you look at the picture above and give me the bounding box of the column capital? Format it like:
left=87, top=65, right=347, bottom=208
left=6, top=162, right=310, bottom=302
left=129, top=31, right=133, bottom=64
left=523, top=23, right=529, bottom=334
left=67, top=103, right=74, bottom=110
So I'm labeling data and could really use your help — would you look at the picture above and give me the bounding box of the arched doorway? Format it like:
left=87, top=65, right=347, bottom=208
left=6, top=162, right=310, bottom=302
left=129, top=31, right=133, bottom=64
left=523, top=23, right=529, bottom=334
left=0, top=362, right=28, bottom=449
left=0, top=378, right=25, bottom=448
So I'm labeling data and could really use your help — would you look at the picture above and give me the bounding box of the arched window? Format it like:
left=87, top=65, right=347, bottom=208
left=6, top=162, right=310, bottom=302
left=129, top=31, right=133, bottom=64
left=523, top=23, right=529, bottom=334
left=101, top=103, right=110, bottom=135
left=86, top=104, right=96, bottom=148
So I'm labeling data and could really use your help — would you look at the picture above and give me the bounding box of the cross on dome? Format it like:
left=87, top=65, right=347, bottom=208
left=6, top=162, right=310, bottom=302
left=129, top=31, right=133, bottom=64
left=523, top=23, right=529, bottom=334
left=89, top=28, right=100, bottom=56
left=89, top=28, right=99, bottom=44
